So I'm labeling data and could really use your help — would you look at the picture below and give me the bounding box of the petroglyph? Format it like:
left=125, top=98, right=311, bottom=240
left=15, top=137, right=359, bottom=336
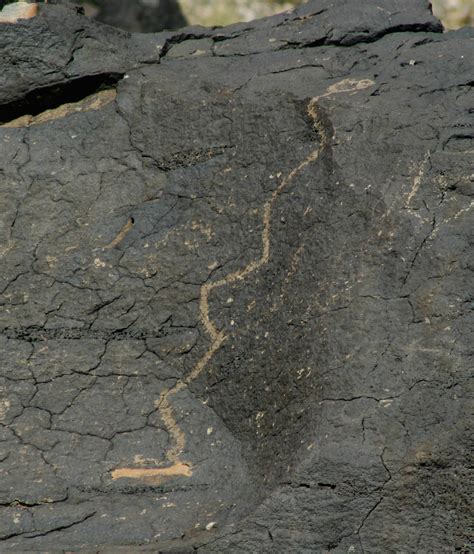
left=111, top=462, right=192, bottom=483
left=406, top=151, right=431, bottom=207
left=112, top=78, right=375, bottom=481
left=104, top=217, right=135, bottom=250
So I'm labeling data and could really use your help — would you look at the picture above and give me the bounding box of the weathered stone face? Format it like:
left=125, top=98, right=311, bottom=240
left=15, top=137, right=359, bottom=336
left=0, top=1, right=472, bottom=551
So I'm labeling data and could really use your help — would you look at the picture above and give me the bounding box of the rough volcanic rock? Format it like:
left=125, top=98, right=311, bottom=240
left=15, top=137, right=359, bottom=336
left=0, top=0, right=472, bottom=552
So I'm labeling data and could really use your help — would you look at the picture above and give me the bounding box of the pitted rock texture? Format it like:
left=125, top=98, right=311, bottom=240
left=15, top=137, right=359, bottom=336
left=0, top=1, right=472, bottom=552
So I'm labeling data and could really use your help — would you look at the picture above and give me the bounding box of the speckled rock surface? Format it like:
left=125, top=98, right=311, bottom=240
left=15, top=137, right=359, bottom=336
left=0, top=1, right=472, bottom=551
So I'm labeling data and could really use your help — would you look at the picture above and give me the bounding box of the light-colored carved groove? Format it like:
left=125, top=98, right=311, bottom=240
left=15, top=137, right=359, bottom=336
left=104, top=217, right=134, bottom=249
left=111, top=462, right=192, bottom=482
left=112, top=78, right=375, bottom=481
left=406, top=151, right=431, bottom=207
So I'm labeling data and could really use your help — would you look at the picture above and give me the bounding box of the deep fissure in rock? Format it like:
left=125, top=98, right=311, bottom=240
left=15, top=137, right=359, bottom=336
left=0, top=72, right=123, bottom=124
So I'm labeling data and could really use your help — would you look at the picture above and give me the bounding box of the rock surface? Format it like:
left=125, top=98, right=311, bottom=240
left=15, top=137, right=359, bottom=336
left=0, top=0, right=472, bottom=551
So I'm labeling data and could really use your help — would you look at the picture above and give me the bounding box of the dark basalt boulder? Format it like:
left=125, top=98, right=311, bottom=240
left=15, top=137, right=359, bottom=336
left=0, top=1, right=472, bottom=552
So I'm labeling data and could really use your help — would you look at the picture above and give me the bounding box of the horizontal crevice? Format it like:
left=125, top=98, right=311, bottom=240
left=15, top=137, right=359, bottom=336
left=1, top=325, right=163, bottom=342
left=213, top=22, right=443, bottom=58
left=0, top=72, right=123, bottom=125
left=318, top=482, right=337, bottom=489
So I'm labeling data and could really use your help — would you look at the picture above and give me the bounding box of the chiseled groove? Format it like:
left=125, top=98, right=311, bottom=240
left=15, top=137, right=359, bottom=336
left=113, top=78, right=375, bottom=482
left=104, top=217, right=135, bottom=250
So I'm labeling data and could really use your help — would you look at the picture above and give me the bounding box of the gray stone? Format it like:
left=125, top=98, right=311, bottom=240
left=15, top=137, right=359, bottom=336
left=0, top=0, right=472, bottom=551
